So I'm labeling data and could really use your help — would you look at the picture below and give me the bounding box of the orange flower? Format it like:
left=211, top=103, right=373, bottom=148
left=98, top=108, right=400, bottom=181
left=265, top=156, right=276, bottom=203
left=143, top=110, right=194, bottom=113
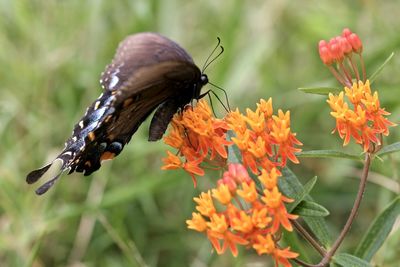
left=256, top=98, right=273, bottom=119
left=161, top=151, right=182, bottom=170
left=194, top=191, right=216, bottom=217
left=162, top=99, right=233, bottom=185
left=327, top=80, right=395, bottom=152
left=163, top=99, right=302, bottom=184
left=187, top=164, right=298, bottom=261
left=258, top=168, right=280, bottom=190
left=253, top=234, right=299, bottom=267
left=245, top=108, right=266, bottom=133
left=207, top=213, right=228, bottom=234
left=270, top=110, right=302, bottom=165
left=212, top=184, right=232, bottom=205
left=262, top=187, right=297, bottom=233
left=236, top=181, right=257, bottom=203
left=231, top=210, right=254, bottom=233
left=228, top=101, right=302, bottom=174
left=320, top=29, right=395, bottom=153
left=186, top=212, right=207, bottom=232
left=251, top=207, right=272, bottom=228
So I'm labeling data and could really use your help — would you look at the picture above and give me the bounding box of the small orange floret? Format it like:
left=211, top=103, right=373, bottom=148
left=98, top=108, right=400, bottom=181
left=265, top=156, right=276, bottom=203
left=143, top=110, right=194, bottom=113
left=186, top=212, right=207, bottom=232
left=194, top=191, right=216, bottom=217
left=236, top=181, right=257, bottom=203
left=212, top=184, right=232, bottom=205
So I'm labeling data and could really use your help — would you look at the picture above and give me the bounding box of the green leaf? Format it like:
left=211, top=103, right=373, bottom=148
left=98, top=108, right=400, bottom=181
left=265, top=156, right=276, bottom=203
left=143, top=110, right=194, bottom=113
left=292, top=200, right=330, bottom=217
left=333, top=253, right=372, bottom=267
left=376, top=142, right=400, bottom=157
left=279, top=167, right=332, bottom=246
left=288, top=176, right=318, bottom=212
left=298, top=86, right=342, bottom=95
left=354, top=197, right=400, bottom=261
left=369, top=52, right=395, bottom=84
left=297, top=150, right=362, bottom=161
left=227, top=130, right=241, bottom=163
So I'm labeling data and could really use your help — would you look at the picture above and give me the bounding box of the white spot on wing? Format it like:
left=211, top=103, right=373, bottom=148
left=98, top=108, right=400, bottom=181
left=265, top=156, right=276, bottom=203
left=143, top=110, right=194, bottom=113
left=94, top=101, right=101, bottom=110
left=108, top=75, right=119, bottom=89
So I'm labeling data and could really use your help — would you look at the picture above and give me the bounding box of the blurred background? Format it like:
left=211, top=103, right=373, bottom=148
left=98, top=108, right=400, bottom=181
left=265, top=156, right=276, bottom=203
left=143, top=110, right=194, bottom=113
left=1, top=0, right=399, bottom=266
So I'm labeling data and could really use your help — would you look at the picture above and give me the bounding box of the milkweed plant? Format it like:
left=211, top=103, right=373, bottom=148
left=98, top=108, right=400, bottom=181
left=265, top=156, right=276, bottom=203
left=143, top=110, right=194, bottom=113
left=161, top=28, right=399, bottom=267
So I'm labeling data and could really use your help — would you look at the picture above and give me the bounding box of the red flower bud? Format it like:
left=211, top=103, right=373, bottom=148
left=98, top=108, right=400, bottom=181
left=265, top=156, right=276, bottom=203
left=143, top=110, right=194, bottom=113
left=347, top=33, right=363, bottom=53
left=338, top=36, right=352, bottom=55
left=342, top=28, right=352, bottom=37
left=318, top=40, right=333, bottom=65
left=329, top=38, right=344, bottom=62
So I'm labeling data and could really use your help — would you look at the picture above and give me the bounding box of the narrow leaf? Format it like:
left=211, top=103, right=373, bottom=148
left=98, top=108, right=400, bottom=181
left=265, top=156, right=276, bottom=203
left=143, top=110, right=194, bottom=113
left=292, top=200, right=330, bottom=217
left=227, top=131, right=263, bottom=190
left=376, top=142, right=400, bottom=157
left=288, top=176, right=318, bottom=212
left=354, top=197, right=400, bottom=261
left=369, top=52, right=395, bottom=84
left=280, top=168, right=331, bottom=246
left=227, top=130, right=241, bottom=163
left=333, top=253, right=372, bottom=267
left=297, top=150, right=362, bottom=160
left=298, top=86, right=342, bottom=95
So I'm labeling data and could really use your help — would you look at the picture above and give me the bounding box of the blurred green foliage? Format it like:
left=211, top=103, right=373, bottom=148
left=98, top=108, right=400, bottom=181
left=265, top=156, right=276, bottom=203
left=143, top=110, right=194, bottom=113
left=0, top=0, right=399, bottom=266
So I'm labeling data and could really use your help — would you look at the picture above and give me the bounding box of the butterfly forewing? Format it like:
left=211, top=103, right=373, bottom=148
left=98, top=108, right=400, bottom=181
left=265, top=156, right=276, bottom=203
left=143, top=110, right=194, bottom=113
left=100, top=32, right=194, bottom=91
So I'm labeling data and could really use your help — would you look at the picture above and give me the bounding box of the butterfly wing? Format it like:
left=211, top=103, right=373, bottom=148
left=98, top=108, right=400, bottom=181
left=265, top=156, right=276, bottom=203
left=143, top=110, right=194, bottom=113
left=100, top=32, right=194, bottom=92
left=27, top=61, right=201, bottom=195
left=27, top=32, right=204, bottom=195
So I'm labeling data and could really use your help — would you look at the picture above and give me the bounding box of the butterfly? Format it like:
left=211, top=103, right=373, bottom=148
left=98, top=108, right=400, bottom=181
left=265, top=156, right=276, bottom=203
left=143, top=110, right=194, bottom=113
left=26, top=32, right=221, bottom=195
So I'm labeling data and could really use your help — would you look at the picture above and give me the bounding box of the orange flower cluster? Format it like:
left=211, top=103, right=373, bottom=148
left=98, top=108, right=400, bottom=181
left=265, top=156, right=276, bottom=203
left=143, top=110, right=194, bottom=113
left=162, top=98, right=302, bottom=184
left=226, top=98, right=302, bottom=174
left=319, top=29, right=396, bottom=152
left=186, top=163, right=298, bottom=266
left=162, top=99, right=232, bottom=186
left=327, top=80, right=395, bottom=152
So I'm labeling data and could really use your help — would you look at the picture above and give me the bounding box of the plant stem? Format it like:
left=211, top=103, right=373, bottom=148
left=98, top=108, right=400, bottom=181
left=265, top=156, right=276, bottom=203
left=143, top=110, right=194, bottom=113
left=293, top=258, right=317, bottom=267
left=315, top=152, right=371, bottom=266
left=292, top=220, right=326, bottom=256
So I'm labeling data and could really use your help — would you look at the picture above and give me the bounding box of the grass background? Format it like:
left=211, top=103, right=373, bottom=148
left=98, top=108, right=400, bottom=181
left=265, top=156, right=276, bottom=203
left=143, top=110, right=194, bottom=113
left=1, top=0, right=399, bottom=266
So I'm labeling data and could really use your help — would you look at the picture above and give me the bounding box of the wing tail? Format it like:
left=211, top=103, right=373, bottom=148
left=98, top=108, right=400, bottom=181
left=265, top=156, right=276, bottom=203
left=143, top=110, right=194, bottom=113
left=26, top=163, right=53, bottom=184
left=26, top=151, right=74, bottom=195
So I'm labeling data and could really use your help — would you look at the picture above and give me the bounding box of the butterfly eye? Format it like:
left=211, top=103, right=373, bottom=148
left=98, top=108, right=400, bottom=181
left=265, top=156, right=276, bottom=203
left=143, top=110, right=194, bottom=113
left=200, top=74, right=208, bottom=86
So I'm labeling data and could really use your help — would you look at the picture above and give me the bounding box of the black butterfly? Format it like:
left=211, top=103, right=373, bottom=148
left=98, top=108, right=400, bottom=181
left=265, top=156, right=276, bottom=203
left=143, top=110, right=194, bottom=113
left=26, top=32, right=220, bottom=195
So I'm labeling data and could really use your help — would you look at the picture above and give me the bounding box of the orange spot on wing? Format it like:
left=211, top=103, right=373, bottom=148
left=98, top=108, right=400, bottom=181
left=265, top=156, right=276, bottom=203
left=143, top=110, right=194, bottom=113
left=101, top=152, right=115, bottom=161
left=88, top=132, right=95, bottom=141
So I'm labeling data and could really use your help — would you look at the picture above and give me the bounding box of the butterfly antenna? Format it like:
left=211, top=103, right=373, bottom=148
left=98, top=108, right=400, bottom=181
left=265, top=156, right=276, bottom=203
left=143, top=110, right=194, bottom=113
left=208, top=81, right=231, bottom=111
left=205, top=91, right=218, bottom=117
left=202, top=46, right=224, bottom=73
left=201, top=37, right=222, bottom=73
